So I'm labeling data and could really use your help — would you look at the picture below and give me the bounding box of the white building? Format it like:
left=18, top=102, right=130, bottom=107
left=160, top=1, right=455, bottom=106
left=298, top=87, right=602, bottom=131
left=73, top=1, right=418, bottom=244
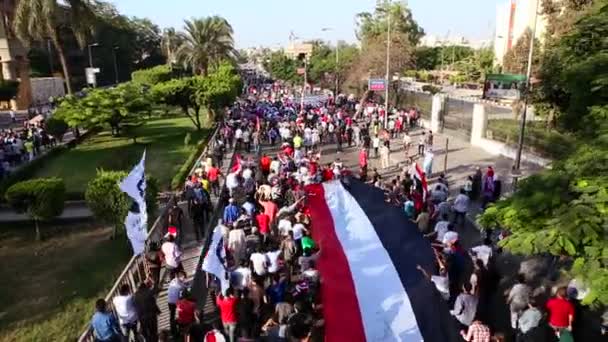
left=494, top=0, right=547, bottom=67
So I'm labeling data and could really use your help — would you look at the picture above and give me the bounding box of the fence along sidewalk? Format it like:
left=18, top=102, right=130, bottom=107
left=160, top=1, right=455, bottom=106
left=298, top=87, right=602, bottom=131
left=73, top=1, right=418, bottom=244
left=77, top=124, right=231, bottom=342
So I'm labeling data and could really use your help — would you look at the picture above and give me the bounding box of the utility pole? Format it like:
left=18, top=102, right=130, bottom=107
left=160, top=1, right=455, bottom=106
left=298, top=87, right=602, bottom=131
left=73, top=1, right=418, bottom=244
left=112, top=46, right=119, bottom=84
left=47, top=39, right=53, bottom=75
left=335, top=42, right=339, bottom=97
left=384, top=0, right=391, bottom=129
left=301, top=57, right=308, bottom=109
left=513, top=0, right=540, bottom=181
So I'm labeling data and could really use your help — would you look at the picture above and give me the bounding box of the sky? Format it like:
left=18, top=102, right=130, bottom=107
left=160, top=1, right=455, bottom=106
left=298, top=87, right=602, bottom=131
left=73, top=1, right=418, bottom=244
left=112, top=0, right=502, bottom=48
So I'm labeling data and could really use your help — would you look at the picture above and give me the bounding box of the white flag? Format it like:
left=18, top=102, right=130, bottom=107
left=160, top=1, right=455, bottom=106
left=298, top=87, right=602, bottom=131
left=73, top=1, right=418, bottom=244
left=119, top=150, right=146, bottom=204
left=125, top=207, right=147, bottom=255
left=202, top=226, right=230, bottom=295
left=119, top=151, right=148, bottom=255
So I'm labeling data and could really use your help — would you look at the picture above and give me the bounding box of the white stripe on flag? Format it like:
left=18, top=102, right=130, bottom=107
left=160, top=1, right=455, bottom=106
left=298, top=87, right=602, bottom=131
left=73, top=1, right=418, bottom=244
left=202, top=227, right=230, bottom=295
left=322, top=181, right=423, bottom=341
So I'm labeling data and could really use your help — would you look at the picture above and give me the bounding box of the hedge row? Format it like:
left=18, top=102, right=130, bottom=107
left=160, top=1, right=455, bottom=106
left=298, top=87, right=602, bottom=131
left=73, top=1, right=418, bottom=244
left=486, top=119, right=576, bottom=159
left=170, top=128, right=215, bottom=190
left=0, top=129, right=97, bottom=199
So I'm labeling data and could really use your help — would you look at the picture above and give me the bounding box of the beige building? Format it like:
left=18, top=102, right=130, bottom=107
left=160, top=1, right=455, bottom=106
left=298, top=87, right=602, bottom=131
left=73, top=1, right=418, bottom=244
left=494, top=0, right=547, bottom=67
left=285, top=42, right=313, bottom=60
left=0, top=0, right=33, bottom=109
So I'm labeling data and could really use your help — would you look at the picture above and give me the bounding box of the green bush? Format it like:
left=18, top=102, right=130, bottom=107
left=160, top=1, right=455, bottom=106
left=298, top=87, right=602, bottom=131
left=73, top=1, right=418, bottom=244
left=131, top=65, right=174, bottom=86
left=170, top=130, right=214, bottom=190
left=85, top=170, right=159, bottom=238
left=45, top=117, right=69, bottom=142
left=5, top=178, right=65, bottom=240
left=85, top=170, right=130, bottom=239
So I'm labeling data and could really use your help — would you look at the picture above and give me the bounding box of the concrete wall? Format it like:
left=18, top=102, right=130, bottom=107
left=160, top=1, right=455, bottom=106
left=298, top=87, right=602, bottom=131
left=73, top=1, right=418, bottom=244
left=469, top=102, right=550, bottom=167
left=30, top=77, right=66, bottom=105
left=425, top=95, right=551, bottom=168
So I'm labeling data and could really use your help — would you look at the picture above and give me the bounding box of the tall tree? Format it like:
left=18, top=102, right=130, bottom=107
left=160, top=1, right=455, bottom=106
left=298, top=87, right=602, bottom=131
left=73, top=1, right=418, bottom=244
left=356, top=0, right=424, bottom=45
left=502, top=28, right=541, bottom=75
left=129, top=17, right=165, bottom=69
left=161, top=27, right=183, bottom=65
left=13, top=0, right=97, bottom=94
left=176, top=16, right=237, bottom=76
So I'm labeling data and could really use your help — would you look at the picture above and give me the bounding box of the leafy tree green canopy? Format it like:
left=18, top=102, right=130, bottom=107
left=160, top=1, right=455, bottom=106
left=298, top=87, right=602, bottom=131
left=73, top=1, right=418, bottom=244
left=132, top=65, right=174, bottom=86
left=356, top=0, right=424, bottom=45
left=53, top=82, right=151, bottom=135
left=5, top=178, right=66, bottom=240
left=479, top=0, right=608, bottom=307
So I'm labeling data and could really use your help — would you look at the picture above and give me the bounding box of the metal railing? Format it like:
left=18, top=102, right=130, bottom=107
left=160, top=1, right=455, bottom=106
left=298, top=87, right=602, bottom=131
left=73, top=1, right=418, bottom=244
left=77, top=125, right=221, bottom=342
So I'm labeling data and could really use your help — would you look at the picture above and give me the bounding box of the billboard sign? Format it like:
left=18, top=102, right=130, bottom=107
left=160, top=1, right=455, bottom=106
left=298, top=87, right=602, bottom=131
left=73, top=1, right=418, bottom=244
left=368, top=78, right=386, bottom=91
left=483, top=73, right=525, bottom=100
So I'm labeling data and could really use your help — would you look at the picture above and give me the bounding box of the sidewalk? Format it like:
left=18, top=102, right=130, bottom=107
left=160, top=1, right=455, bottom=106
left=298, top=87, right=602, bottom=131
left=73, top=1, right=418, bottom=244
left=0, top=201, right=92, bottom=222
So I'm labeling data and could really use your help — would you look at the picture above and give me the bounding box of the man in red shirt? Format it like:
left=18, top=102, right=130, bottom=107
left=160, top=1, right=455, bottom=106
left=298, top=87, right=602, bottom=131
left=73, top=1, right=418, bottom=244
left=260, top=153, right=271, bottom=176
left=546, top=286, right=575, bottom=333
left=359, top=148, right=368, bottom=172
left=256, top=212, right=270, bottom=237
left=207, top=165, right=223, bottom=196
left=216, top=289, right=238, bottom=342
left=176, top=289, right=197, bottom=337
left=322, top=163, right=334, bottom=181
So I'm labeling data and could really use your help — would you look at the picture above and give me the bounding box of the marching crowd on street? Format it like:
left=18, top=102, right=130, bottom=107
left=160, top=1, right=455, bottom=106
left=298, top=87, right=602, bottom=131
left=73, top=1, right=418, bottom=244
left=89, top=83, right=587, bottom=342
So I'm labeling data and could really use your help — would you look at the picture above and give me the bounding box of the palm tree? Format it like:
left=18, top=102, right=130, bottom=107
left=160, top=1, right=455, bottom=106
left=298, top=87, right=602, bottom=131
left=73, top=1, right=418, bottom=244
left=176, top=16, right=237, bottom=76
left=161, top=27, right=182, bottom=65
left=13, top=0, right=96, bottom=94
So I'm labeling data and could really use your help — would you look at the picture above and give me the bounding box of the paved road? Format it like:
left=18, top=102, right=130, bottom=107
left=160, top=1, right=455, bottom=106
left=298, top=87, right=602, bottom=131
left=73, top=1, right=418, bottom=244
left=156, top=147, right=236, bottom=333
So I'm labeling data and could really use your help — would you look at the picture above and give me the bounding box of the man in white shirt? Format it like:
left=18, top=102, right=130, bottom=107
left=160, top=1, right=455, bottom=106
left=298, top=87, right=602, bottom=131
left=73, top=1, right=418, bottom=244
left=277, top=218, right=292, bottom=237
left=453, top=189, right=470, bottom=227
left=231, top=261, right=252, bottom=290
left=431, top=214, right=451, bottom=242
left=372, top=135, right=380, bottom=158
left=234, top=128, right=243, bottom=150
left=226, top=172, right=239, bottom=196
left=112, top=284, right=138, bottom=339
left=450, top=283, right=478, bottom=327
left=471, top=238, right=493, bottom=267
left=250, top=248, right=269, bottom=276
left=417, top=264, right=450, bottom=300
left=161, top=235, right=182, bottom=277
left=228, top=226, right=246, bottom=264
left=167, top=271, right=186, bottom=336
left=507, top=274, right=531, bottom=329
left=266, top=248, right=281, bottom=274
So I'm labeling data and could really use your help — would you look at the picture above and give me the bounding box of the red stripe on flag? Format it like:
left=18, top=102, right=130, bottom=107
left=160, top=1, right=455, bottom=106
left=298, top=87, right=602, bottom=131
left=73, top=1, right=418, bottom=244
left=413, top=162, right=428, bottom=200
left=305, top=184, right=366, bottom=342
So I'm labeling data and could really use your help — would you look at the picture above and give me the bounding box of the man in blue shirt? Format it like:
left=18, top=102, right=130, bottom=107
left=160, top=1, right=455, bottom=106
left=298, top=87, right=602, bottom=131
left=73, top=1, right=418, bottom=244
left=90, top=299, right=121, bottom=342
left=223, top=198, right=240, bottom=224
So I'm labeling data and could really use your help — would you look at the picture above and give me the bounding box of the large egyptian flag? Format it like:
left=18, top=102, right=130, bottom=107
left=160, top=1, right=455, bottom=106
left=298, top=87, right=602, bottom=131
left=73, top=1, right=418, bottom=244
left=305, top=178, right=460, bottom=342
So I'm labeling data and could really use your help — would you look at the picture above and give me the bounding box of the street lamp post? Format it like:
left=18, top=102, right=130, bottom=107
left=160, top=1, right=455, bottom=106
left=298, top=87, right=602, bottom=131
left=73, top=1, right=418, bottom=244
left=112, top=46, right=119, bottom=84
left=513, top=0, right=540, bottom=182
left=321, top=27, right=340, bottom=97
left=384, top=0, right=392, bottom=129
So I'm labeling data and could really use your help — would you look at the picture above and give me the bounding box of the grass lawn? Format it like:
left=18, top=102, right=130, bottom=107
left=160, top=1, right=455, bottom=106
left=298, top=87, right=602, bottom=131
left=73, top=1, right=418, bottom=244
left=33, top=116, right=210, bottom=193
left=0, top=222, right=131, bottom=342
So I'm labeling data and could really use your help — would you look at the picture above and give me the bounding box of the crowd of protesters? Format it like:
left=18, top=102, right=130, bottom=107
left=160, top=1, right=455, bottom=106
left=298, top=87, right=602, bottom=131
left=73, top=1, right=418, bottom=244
left=88, top=82, right=590, bottom=342
left=0, top=119, right=59, bottom=178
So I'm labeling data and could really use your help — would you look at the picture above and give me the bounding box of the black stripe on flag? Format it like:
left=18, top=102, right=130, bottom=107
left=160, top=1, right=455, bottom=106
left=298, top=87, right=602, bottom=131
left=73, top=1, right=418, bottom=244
left=342, top=177, right=462, bottom=342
